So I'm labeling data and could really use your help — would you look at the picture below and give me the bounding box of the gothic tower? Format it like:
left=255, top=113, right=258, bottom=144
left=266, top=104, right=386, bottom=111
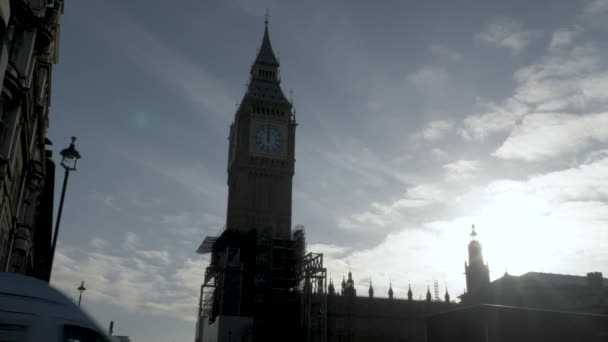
left=226, top=17, right=296, bottom=240
left=464, top=224, right=490, bottom=296
left=198, top=19, right=302, bottom=342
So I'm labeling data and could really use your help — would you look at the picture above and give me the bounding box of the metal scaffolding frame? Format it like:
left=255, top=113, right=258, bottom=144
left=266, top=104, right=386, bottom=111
left=300, top=252, right=327, bottom=342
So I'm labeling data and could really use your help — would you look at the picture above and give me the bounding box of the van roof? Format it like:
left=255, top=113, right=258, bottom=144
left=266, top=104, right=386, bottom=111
left=0, top=273, right=106, bottom=335
left=0, top=273, right=71, bottom=305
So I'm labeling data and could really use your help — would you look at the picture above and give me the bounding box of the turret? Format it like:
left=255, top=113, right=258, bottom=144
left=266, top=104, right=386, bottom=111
left=328, top=279, right=336, bottom=296
left=464, top=224, right=490, bottom=297
left=426, top=286, right=432, bottom=302
left=343, top=271, right=356, bottom=297
left=407, top=284, right=413, bottom=301
left=388, top=282, right=394, bottom=300
left=368, top=280, right=374, bottom=298
left=444, top=288, right=450, bottom=303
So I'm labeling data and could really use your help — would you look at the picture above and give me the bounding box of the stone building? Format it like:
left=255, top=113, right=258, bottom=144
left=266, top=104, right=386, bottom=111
left=461, top=226, right=608, bottom=315
left=0, top=0, right=64, bottom=280
left=326, top=271, right=455, bottom=342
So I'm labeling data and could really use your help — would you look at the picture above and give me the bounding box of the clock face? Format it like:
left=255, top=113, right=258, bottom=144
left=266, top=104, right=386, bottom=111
left=254, top=123, right=284, bottom=155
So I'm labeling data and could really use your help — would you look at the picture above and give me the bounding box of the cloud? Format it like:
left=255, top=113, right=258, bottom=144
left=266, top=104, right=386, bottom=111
left=136, top=249, right=171, bottom=265
left=124, top=232, right=141, bottom=251
left=52, top=245, right=208, bottom=322
left=460, top=98, right=528, bottom=141
left=549, top=27, right=579, bottom=50
left=502, top=153, right=608, bottom=203
left=431, top=148, right=449, bottom=161
left=430, top=45, right=463, bottom=62
left=323, top=154, right=608, bottom=299
left=475, top=18, right=542, bottom=51
left=493, top=112, right=608, bottom=161
left=412, top=120, right=454, bottom=141
left=341, top=184, right=444, bottom=230
left=582, top=0, right=608, bottom=29
left=307, top=243, right=350, bottom=260
left=90, top=237, right=109, bottom=250
left=461, top=25, right=608, bottom=160
left=89, top=191, right=122, bottom=212
left=407, top=66, right=449, bottom=92
left=443, top=160, right=482, bottom=181
left=512, top=44, right=606, bottom=112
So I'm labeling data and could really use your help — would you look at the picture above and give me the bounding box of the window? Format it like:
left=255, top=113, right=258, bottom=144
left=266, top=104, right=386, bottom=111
left=63, top=325, right=108, bottom=342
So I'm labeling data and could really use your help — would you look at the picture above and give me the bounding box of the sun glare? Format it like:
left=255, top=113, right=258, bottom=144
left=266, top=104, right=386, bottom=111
left=474, top=190, right=569, bottom=277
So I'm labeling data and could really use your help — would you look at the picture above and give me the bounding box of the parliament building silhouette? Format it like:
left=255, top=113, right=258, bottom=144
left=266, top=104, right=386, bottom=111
left=195, top=20, right=608, bottom=342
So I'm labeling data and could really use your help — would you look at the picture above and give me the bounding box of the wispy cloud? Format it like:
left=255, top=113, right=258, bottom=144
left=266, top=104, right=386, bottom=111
left=430, top=44, right=463, bottom=62
left=494, top=112, right=608, bottom=161
left=581, top=0, right=608, bottom=30
left=89, top=190, right=122, bottom=212
left=475, top=17, right=542, bottom=52
left=322, top=153, right=608, bottom=298
left=52, top=241, right=207, bottom=322
left=443, top=160, right=482, bottom=182
left=549, top=27, right=580, bottom=51
left=412, top=120, right=454, bottom=141
left=407, top=66, right=449, bottom=93
left=340, top=184, right=444, bottom=231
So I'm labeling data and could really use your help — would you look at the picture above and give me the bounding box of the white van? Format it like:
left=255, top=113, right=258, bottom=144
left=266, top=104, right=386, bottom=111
left=0, top=272, right=110, bottom=341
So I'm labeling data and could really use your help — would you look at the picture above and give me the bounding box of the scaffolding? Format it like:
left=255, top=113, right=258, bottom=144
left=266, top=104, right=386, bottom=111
left=300, top=252, right=327, bottom=342
left=196, top=225, right=327, bottom=341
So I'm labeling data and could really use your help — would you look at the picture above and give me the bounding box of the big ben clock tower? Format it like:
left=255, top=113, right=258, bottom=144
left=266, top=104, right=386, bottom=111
left=226, top=16, right=296, bottom=240
left=197, top=18, right=304, bottom=342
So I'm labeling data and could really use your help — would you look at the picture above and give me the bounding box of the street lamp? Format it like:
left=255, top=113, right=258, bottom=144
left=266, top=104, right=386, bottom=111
left=77, top=280, right=86, bottom=307
left=48, top=137, right=81, bottom=280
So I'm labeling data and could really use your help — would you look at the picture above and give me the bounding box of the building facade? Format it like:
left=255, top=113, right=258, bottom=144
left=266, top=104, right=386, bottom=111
left=0, top=0, right=64, bottom=281
left=461, top=227, right=608, bottom=315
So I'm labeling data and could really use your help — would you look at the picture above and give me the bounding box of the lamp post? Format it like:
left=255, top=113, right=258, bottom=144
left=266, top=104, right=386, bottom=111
left=77, top=280, right=86, bottom=307
left=48, top=137, right=81, bottom=280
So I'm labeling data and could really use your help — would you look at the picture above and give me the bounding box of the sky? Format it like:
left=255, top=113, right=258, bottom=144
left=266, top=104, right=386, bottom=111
left=47, top=0, right=608, bottom=341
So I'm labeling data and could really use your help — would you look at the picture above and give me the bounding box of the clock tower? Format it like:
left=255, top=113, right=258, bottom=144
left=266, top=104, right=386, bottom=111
left=197, top=19, right=304, bottom=342
left=226, top=18, right=296, bottom=240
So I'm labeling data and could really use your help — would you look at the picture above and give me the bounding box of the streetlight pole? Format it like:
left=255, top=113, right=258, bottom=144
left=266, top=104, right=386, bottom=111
left=77, top=280, right=86, bottom=307
left=48, top=137, right=81, bottom=281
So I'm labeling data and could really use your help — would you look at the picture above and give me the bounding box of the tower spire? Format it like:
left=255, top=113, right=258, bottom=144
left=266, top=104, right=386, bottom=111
left=264, top=8, right=270, bottom=26
left=254, top=12, right=279, bottom=67
left=470, top=224, right=477, bottom=241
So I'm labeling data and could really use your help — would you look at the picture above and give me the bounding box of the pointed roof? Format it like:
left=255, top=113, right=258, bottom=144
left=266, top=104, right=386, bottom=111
left=255, top=22, right=279, bottom=66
